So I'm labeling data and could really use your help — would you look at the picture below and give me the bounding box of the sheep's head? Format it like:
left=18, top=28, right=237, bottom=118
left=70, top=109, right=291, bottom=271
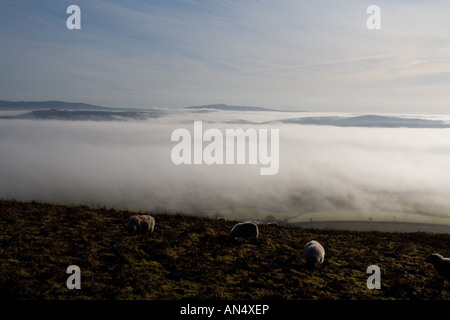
left=305, top=258, right=322, bottom=271
left=426, top=253, right=443, bottom=263
left=127, top=225, right=137, bottom=235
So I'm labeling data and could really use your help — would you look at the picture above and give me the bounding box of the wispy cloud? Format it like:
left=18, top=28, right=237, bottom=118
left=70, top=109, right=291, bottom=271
left=1, top=0, right=450, bottom=111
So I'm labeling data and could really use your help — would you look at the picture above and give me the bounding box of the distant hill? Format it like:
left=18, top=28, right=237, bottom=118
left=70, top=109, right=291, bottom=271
left=277, top=115, right=450, bottom=128
left=0, top=109, right=161, bottom=121
left=0, top=100, right=163, bottom=121
left=187, top=104, right=286, bottom=112
left=0, top=100, right=108, bottom=111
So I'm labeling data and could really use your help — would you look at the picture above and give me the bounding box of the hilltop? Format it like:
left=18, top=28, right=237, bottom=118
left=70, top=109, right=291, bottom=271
left=1, top=199, right=450, bottom=300
left=277, top=114, right=450, bottom=128
left=0, top=100, right=162, bottom=121
left=186, top=104, right=285, bottom=112
left=0, top=100, right=107, bottom=111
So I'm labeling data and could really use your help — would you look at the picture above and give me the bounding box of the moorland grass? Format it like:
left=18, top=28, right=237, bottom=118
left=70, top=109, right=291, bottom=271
left=0, top=199, right=449, bottom=300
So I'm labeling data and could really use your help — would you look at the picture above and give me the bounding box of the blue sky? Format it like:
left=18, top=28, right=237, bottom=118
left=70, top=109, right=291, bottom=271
left=1, top=0, right=450, bottom=112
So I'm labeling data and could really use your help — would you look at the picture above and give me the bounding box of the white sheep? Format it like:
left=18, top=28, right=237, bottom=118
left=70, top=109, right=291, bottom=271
left=127, top=215, right=155, bottom=235
left=426, top=253, right=450, bottom=280
left=230, top=222, right=259, bottom=242
left=304, top=240, right=325, bottom=267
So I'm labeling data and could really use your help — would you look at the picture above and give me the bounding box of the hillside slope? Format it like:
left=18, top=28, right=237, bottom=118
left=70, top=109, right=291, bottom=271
left=0, top=199, right=449, bottom=300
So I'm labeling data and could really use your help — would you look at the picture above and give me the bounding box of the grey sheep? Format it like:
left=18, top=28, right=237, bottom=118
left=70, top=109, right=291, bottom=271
left=426, top=253, right=450, bottom=280
left=230, top=222, right=259, bottom=242
left=304, top=240, right=325, bottom=267
left=127, top=215, right=155, bottom=235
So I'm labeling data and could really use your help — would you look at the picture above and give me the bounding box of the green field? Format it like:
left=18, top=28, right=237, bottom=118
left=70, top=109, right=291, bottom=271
left=1, top=199, right=449, bottom=300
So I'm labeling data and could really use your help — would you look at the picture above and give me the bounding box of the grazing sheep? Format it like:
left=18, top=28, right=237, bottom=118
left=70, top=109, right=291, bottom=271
left=127, top=215, right=155, bottom=235
left=304, top=240, right=325, bottom=268
left=426, top=253, right=450, bottom=280
left=230, top=222, right=259, bottom=242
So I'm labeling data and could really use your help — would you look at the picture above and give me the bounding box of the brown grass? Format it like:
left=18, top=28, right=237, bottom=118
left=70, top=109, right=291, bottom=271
left=0, top=199, right=449, bottom=300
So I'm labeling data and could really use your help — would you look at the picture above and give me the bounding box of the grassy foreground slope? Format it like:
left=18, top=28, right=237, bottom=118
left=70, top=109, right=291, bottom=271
left=0, top=199, right=449, bottom=300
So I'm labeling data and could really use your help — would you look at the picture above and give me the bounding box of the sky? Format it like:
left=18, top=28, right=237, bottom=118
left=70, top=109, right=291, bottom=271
left=1, top=0, right=450, bottom=112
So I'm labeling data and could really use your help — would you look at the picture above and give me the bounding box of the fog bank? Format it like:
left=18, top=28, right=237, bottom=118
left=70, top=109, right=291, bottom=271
left=1, top=115, right=450, bottom=224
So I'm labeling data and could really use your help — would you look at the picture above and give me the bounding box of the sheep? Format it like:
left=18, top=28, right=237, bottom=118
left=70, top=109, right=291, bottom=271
left=216, top=217, right=228, bottom=221
left=426, top=253, right=450, bottom=280
left=230, top=222, right=259, bottom=243
left=127, top=215, right=155, bottom=235
left=304, top=240, right=325, bottom=268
